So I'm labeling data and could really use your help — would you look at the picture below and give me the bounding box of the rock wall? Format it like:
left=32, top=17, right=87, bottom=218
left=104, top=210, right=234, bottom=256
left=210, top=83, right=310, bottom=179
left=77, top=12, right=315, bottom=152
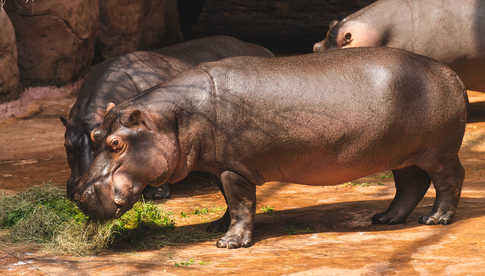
left=0, top=0, right=375, bottom=104
left=5, top=0, right=99, bottom=86
left=0, top=5, right=21, bottom=102
left=0, top=0, right=182, bottom=104
left=194, top=0, right=376, bottom=53
left=97, top=0, right=182, bottom=60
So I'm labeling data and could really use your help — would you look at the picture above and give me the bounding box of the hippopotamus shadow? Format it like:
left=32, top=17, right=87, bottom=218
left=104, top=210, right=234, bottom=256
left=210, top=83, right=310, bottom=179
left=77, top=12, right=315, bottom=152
left=158, top=172, right=221, bottom=201
left=250, top=196, right=485, bottom=243
left=102, top=196, right=485, bottom=253
left=468, top=101, right=485, bottom=123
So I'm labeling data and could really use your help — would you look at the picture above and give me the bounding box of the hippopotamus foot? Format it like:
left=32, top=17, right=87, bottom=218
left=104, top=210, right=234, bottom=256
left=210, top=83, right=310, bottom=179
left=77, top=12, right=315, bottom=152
left=207, top=210, right=230, bottom=232
left=142, top=183, right=171, bottom=200
left=418, top=156, right=464, bottom=225
left=419, top=210, right=455, bottom=225
left=373, top=166, right=431, bottom=225
left=215, top=171, right=256, bottom=249
left=216, top=226, right=252, bottom=249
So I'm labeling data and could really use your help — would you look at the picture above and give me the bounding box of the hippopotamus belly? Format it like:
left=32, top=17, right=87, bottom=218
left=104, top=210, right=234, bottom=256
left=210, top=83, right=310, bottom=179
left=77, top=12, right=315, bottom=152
left=75, top=47, right=467, bottom=249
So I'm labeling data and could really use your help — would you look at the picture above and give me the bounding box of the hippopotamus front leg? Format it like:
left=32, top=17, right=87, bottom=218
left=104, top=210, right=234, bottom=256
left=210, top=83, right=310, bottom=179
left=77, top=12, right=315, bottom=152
left=373, top=166, right=431, bottom=224
left=215, top=171, right=256, bottom=249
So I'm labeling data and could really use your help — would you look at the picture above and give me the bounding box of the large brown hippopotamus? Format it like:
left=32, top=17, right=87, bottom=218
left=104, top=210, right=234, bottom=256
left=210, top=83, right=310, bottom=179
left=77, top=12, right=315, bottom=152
left=73, top=47, right=467, bottom=249
left=313, top=0, right=485, bottom=92
left=60, top=36, right=274, bottom=200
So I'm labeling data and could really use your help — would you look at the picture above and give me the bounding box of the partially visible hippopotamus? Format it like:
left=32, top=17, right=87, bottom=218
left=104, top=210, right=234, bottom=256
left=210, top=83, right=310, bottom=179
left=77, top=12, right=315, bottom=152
left=60, top=36, right=274, bottom=200
left=73, top=47, right=467, bottom=249
left=313, top=0, right=485, bottom=92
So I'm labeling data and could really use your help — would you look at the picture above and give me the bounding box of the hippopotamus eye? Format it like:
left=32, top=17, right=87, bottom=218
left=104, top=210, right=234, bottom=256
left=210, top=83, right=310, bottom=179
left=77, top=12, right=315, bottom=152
left=90, top=128, right=105, bottom=144
left=343, top=33, right=352, bottom=44
left=107, top=135, right=124, bottom=152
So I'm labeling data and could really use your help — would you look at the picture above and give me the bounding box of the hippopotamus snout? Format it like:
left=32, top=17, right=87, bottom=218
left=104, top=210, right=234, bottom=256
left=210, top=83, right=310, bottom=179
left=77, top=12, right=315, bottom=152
left=72, top=151, right=143, bottom=220
left=75, top=182, right=121, bottom=221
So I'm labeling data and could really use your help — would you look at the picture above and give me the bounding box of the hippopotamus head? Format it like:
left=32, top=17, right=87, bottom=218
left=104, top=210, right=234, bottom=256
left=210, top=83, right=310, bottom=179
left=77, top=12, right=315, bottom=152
left=60, top=117, right=94, bottom=200
left=313, top=19, right=387, bottom=52
left=72, top=104, right=179, bottom=220
left=60, top=103, right=115, bottom=200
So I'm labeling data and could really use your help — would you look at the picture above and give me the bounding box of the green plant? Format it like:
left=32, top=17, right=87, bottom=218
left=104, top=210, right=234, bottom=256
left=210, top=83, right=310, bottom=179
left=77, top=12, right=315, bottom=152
left=379, top=171, right=393, bottom=179
left=0, top=185, right=87, bottom=231
left=193, top=208, right=209, bottom=215
left=175, top=258, right=195, bottom=267
left=346, top=181, right=385, bottom=187
left=0, top=184, right=174, bottom=255
left=285, top=224, right=313, bottom=235
left=261, top=206, right=274, bottom=214
left=174, top=259, right=209, bottom=267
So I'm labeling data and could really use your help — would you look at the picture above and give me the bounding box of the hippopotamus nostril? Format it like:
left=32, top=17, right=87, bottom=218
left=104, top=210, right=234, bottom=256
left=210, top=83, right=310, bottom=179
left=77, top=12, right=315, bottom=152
left=113, top=196, right=127, bottom=207
left=79, top=185, right=95, bottom=203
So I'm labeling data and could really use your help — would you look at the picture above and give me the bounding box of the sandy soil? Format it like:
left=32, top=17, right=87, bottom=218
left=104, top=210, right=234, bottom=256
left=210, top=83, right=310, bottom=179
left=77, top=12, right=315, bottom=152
left=0, top=92, right=485, bottom=275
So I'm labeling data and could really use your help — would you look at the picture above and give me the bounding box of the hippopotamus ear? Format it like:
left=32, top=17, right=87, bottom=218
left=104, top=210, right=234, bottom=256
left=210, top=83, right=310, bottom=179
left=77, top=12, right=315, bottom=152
left=105, top=102, right=116, bottom=115
left=329, top=20, right=339, bottom=29
left=120, top=109, right=154, bottom=130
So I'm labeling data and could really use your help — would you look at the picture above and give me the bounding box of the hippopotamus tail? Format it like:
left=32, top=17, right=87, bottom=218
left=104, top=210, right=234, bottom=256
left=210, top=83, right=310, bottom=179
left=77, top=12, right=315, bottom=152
left=457, top=74, right=470, bottom=122
left=447, top=65, right=469, bottom=122
left=461, top=79, right=470, bottom=122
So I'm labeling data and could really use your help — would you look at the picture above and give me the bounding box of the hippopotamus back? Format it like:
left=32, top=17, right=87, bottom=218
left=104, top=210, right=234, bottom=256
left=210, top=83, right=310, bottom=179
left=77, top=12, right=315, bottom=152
left=313, top=0, right=485, bottom=91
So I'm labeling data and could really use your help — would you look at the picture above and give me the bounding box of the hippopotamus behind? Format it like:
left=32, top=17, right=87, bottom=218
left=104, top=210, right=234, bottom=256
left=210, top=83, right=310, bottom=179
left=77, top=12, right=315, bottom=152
left=74, top=47, right=467, bottom=248
left=313, top=0, right=485, bottom=92
left=60, top=36, right=274, bottom=200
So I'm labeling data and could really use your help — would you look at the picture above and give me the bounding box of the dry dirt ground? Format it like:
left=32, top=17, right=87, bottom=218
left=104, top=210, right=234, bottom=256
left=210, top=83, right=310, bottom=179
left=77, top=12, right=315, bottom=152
left=0, top=92, right=485, bottom=275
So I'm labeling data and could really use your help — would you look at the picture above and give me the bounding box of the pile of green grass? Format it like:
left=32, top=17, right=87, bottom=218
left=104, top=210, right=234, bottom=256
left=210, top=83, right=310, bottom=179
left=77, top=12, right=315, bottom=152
left=0, top=184, right=174, bottom=255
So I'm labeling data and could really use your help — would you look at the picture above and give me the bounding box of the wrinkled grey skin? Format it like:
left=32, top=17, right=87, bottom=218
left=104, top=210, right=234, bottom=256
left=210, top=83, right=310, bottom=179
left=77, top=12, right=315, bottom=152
left=74, top=47, right=467, bottom=249
left=60, top=36, right=274, bottom=200
left=313, top=0, right=485, bottom=92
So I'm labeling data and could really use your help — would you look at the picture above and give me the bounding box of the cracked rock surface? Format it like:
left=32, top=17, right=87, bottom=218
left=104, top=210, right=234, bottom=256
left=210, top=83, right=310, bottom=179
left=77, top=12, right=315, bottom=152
left=5, top=0, right=99, bottom=86
left=0, top=6, right=21, bottom=102
left=98, top=0, right=182, bottom=60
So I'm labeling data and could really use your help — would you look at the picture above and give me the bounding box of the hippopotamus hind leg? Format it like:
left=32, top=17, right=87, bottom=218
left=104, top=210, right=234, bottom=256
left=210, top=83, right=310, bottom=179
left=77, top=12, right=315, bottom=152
left=418, top=155, right=464, bottom=225
left=215, top=171, right=256, bottom=249
left=373, top=166, right=431, bottom=225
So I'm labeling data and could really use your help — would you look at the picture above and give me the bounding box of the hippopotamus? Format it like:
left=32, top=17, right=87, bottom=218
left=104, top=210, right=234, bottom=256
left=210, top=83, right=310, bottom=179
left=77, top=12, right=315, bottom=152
left=73, top=47, right=467, bottom=249
left=313, top=0, right=485, bottom=92
left=60, top=36, right=274, bottom=200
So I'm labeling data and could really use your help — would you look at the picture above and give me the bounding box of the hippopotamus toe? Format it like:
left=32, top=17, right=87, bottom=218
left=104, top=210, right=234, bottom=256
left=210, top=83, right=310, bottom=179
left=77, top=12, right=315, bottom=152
left=419, top=210, right=455, bottom=225
left=372, top=212, right=407, bottom=225
left=216, top=233, right=252, bottom=249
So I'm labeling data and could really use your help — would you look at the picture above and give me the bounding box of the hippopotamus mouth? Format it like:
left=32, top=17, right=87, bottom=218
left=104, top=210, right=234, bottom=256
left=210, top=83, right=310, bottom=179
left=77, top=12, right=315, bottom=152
left=75, top=179, right=144, bottom=221
left=71, top=149, right=146, bottom=220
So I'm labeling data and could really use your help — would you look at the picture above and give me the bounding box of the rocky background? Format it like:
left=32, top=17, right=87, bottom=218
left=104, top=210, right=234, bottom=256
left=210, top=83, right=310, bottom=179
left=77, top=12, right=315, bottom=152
left=193, top=0, right=375, bottom=53
left=0, top=5, right=20, bottom=102
left=0, top=0, right=375, bottom=105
